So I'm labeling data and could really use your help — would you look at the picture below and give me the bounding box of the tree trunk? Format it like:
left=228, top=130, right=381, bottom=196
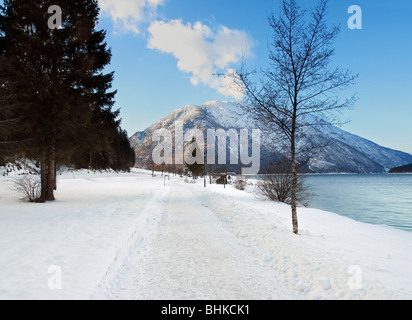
left=54, top=162, right=57, bottom=190
left=290, top=118, right=298, bottom=235
left=45, top=137, right=56, bottom=201
left=39, top=143, right=56, bottom=202
left=291, top=155, right=299, bottom=235
left=39, top=156, right=48, bottom=202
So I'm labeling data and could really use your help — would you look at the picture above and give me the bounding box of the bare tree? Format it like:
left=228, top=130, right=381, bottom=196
left=13, top=175, right=41, bottom=202
left=232, top=0, right=357, bottom=234
left=256, top=161, right=311, bottom=207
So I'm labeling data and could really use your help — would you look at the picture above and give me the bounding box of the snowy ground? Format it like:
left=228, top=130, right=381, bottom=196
left=0, top=170, right=411, bottom=300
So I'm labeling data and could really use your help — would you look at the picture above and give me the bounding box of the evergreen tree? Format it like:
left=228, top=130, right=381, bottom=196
left=109, top=129, right=136, bottom=172
left=68, top=127, right=135, bottom=172
left=0, top=16, right=33, bottom=163
left=185, top=138, right=205, bottom=179
left=0, top=0, right=119, bottom=201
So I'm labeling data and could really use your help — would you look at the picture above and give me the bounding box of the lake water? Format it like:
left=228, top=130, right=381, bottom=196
left=305, top=174, right=412, bottom=233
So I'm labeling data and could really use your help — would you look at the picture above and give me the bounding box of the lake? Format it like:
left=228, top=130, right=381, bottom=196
left=305, top=174, right=412, bottom=233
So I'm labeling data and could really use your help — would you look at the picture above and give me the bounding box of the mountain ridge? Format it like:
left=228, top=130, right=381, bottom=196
left=130, top=101, right=412, bottom=174
left=389, top=164, right=412, bottom=174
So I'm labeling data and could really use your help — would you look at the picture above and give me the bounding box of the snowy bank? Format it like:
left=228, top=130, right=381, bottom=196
left=189, top=181, right=412, bottom=299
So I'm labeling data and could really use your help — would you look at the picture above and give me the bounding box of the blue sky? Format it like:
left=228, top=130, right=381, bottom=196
left=95, top=0, right=412, bottom=154
left=2, top=0, right=412, bottom=153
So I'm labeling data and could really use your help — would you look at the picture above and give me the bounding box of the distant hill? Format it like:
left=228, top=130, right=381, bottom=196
left=130, top=101, right=412, bottom=174
left=389, top=164, right=412, bottom=173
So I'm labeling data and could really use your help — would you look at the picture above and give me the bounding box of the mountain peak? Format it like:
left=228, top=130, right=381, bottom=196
left=130, top=101, right=412, bottom=173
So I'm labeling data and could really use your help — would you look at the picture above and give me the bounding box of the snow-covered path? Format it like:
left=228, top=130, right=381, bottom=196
left=1, top=171, right=412, bottom=300
left=98, top=182, right=300, bottom=300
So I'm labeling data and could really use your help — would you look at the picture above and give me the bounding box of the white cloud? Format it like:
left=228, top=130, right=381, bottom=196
left=147, top=19, right=254, bottom=99
left=99, top=0, right=164, bottom=34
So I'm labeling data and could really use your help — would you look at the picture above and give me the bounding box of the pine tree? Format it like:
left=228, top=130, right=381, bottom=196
left=185, top=138, right=205, bottom=179
left=0, top=15, right=34, bottom=162
left=109, top=129, right=136, bottom=171
left=0, top=0, right=119, bottom=201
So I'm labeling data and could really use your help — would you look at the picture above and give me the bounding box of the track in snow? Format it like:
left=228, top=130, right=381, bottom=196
left=95, top=182, right=300, bottom=300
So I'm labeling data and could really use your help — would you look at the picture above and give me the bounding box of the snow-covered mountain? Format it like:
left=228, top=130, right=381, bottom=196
left=130, top=101, right=412, bottom=173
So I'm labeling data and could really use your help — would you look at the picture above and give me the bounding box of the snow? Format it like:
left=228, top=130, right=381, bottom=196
left=0, top=169, right=163, bottom=300
left=95, top=182, right=303, bottom=300
left=130, top=101, right=412, bottom=173
left=0, top=159, right=40, bottom=176
left=189, top=182, right=412, bottom=299
left=0, top=170, right=411, bottom=300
